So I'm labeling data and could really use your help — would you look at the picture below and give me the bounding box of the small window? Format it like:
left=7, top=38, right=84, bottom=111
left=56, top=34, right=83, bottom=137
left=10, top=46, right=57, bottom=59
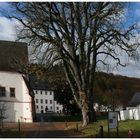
left=41, top=106, right=43, bottom=109
left=50, top=91, right=52, bottom=95
left=36, top=90, right=38, bottom=94
left=50, top=100, right=52, bottom=104
left=36, top=105, right=38, bottom=109
left=45, top=91, right=47, bottom=95
left=10, top=88, right=15, bottom=97
left=50, top=106, right=52, bottom=110
left=57, top=107, right=59, bottom=110
left=0, top=87, right=6, bottom=97
left=36, top=99, right=38, bottom=103
left=45, top=99, right=48, bottom=104
left=40, top=99, right=43, bottom=103
left=40, top=91, right=42, bottom=95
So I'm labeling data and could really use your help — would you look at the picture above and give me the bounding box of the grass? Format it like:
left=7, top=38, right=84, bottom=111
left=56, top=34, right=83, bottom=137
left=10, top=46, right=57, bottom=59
left=51, top=115, right=82, bottom=122
left=67, top=119, right=140, bottom=138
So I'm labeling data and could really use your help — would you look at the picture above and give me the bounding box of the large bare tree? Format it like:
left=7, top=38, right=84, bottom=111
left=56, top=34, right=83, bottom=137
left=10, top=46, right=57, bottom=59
left=7, top=2, right=140, bottom=126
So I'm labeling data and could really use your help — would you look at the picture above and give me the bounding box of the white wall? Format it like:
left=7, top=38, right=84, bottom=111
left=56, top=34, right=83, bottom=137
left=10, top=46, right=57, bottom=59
left=119, top=110, right=129, bottom=120
left=54, top=100, right=63, bottom=113
left=119, top=106, right=140, bottom=121
left=0, top=71, right=33, bottom=122
left=34, top=90, right=63, bottom=114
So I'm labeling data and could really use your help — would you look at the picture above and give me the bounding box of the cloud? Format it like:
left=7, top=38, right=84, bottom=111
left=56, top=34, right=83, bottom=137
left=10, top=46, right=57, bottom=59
left=113, top=63, right=140, bottom=78
left=0, top=16, right=17, bottom=41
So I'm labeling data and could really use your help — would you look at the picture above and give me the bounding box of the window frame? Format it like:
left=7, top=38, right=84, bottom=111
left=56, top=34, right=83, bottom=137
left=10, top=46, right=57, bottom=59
left=50, top=100, right=52, bottom=104
left=10, top=87, right=15, bottom=97
left=40, top=99, right=43, bottom=103
left=36, top=99, right=38, bottom=103
left=0, top=87, right=6, bottom=97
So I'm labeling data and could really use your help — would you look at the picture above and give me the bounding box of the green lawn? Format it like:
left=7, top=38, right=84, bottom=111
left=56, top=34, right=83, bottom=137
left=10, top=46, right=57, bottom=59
left=68, top=119, right=140, bottom=138
left=51, top=115, right=82, bottom=122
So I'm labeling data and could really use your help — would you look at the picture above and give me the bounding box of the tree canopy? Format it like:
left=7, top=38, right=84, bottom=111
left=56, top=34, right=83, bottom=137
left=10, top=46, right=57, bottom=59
left=8, top=2, right=140, bottom=126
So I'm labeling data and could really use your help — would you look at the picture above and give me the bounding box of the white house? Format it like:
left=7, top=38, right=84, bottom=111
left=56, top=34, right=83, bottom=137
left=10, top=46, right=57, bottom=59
left=0, top=40, right=34, bottom=122
left=0, top=71, right=33, bottom=122
left=30, top=76, right=63, bottom=114
left=34, top=89, right=63, bottom=114
left=119, top=92, right=140, bottom=121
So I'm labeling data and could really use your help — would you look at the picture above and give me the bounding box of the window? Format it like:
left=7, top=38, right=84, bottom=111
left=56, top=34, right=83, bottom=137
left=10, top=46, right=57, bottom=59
left=45, top=99, right=48, bottom=104
left=41, top=106, right=43, bottom=109
left=45, top=91, right=47, bottom=95
left=36, top=99, right=38, bottom=103
left=36, top=105, right=38, bottom=109
left=50, top=91, right=52, bottom=95
left=10, top=88, right=15, bottom=97
left=36, top=90, right=38, bottom=94
left=40, top=91, right=42, bottom=95
left=50, top=106, right=52, bottom=110
left=57, top=107, right=59, bottom=110
left=50, top=100, right=52, bottom=104
left=40, top=99, right=43, bottom=103
left=0, top=87, right=6, bottom=97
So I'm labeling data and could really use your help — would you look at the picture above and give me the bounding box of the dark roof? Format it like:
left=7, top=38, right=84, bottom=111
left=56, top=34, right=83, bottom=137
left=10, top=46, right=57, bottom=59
left=0, top=40, right=28, bottom=71
left=22, top=75, right=34, bottom=98
left=128, top=92, right=140, bottom=107
left=29, top=75, right=52, bottom=91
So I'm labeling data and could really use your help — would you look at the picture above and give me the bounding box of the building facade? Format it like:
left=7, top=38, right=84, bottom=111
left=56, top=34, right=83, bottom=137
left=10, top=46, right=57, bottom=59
left=30, top=76, right=63, bottom=114
left=0, top=40, right=34, bottom=122
left=34, top=89, right=63, bottom=114
left=0, top=71, right=33, bottom=122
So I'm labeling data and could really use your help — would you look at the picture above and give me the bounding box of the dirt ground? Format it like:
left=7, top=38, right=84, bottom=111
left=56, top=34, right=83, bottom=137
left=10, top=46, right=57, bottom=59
left=2, top=122, right=83, bottom=138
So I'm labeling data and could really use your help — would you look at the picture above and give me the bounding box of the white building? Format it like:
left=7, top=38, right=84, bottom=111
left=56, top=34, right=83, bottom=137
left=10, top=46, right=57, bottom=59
left=0, top=40, right=34, bottom=122
left=34, top=89, right=63, bottom=114
left=0, top=71, right=33, bottom=122
left=119, top=92, right=140, bottom=121
left=30, top=76, right=63, bottom=114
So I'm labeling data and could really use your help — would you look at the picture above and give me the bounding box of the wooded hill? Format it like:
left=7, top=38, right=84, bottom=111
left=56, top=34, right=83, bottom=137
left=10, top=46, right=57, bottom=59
left=94, top=72, right=140, bottom=109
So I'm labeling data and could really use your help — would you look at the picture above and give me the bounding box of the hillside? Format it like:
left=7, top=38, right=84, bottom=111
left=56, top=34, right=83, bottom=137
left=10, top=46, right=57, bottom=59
left=94, top=72, right=140, bottom=108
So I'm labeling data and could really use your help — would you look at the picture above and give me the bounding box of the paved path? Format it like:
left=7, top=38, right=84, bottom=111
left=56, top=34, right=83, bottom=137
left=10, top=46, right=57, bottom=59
left=20, top=122, right=83, bottom=138
left=3, top=113, right=83, bottom=138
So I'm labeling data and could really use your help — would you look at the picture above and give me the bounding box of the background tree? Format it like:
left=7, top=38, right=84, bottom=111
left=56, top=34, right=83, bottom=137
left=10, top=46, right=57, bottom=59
left=95, top=74, right=121, bottom=111
left=54, top=83, right=81, bottom=116
left=7, top=2, right=140, bottom=126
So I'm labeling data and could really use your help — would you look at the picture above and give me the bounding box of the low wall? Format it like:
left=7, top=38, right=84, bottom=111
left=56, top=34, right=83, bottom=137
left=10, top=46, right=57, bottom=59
left=119, top=107, right=140, bottom=121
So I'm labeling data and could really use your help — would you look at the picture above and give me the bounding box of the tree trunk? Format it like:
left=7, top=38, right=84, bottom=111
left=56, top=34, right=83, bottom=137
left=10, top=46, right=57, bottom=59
left=88, top=90, right=97, bottom=122
left=81, top=105, right=89, bottom=127
left=88, top=106, right=97, bottom=122
left=79, top=91, right=89, bottom=127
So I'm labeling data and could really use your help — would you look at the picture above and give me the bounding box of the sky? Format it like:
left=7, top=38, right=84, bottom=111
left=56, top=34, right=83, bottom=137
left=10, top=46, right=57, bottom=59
left=1, top=2, right=140, bottom=78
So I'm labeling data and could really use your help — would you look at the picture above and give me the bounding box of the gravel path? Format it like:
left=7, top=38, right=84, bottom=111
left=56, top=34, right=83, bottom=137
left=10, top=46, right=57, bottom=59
left=21, top=122, right=83, bottom=138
